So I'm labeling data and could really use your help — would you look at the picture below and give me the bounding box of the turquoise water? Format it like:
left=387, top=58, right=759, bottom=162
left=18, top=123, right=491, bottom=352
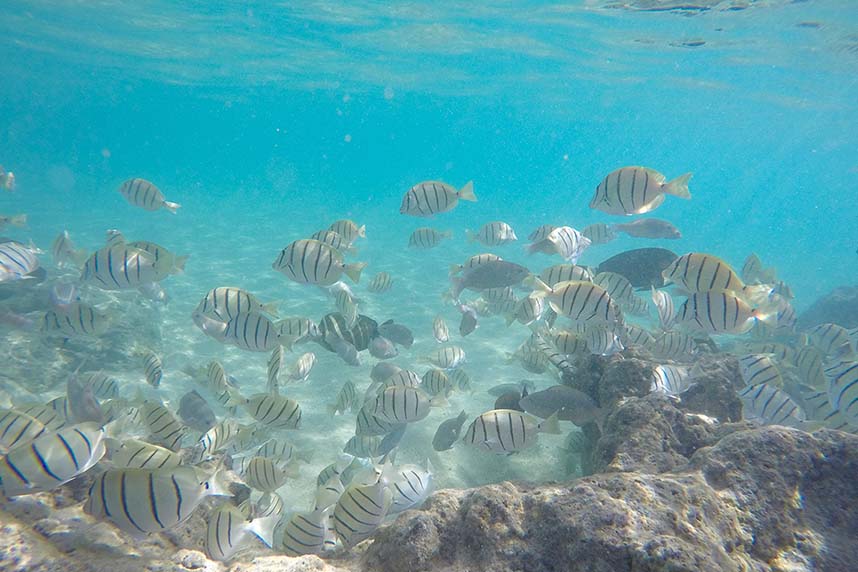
left=1, top=0, right=857, bottom=562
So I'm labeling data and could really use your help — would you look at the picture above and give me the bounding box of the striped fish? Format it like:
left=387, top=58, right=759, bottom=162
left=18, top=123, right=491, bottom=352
left=267, top=346, right=284, bottom=394
left=51, top=230, right=87, bottom=268
left=650, top=331, right=697, bottom=360
left=371, top=386, right=433, bottom=424
left=585, top=324, right=624, bottom=356
left=421, top=368, right=452, bottom=397
left=552, top=330, right=588, bottom=355
left=740, top=253, right=777, bottom=284
left=650, top=365, right=693, bottom=396
left=332, top=478, right=393, bottom=548
left=547, top=281, right=624, bottom=328
left=621, top=324, right=656, bottom=349
left=273, top=239, right=366, bottom=286
left=314, top=474, right=345, bottom=511
left=528, top=224, right=557, bottom=242
left=327, top=219, right=366, bottom=245
left=807, top=323, right=854, bottom=359
left=589, top=166, right=691, bottom=216
left=311, top=229, right=356, bottom=255
left=0, top=240, right=40, bottom=283
left=462, top=409, right=560, bottom=454
left=794, top=346, right=826, bottom=388
left=527, top=226, right=590, bottom=263
left=581, top=223, right=617, bottom=245
left=510, top=343, right=551, bottom=374
left=800, top=388, right=853, bottom=431
left=539, top=264, right=592, bottom=288
left=328, top=380, right=358, bottom=416
left=739, top=383, right=806, bottom=427
left=205, top=502, right=256, bottom=561
left=368, top=271, right=393, bottom=293
left=194, top=286, right=278, bottom=323
left=343, top=435, right=382, bottom=458
left=467, top=221, right=517, bottom=246
left=41, top=302, right=110, bottom=337
left=280, top=508, right=335, bottom=557
left=651, top=286, right=675, bottom=331
left=0, top=422, right=105, bottom=497
left=424, top=346, right=466, bottom=369
left=0, top=409, right=47, bottom=453
left=825, top=360, right=858, bottom=425
left=738, top=354, right=784, bottom=387
left=676, top=291, right=768, bottom=334
left=80, top=372, right=120, bottom=400
left=244, top=394, right=302, bottom=429
left=141, top=401, right=187, bottom=451
left=256, top=439, right=295, bottom=463
left=81, top=244, right=164, bottom=290
left=242, top=455, right=290, bottom=492
left=122, top=240, right=186, bottom=278
left=194, top=420, right=242, bottom=461
left=622, top=295, right=650, bottom=317
left=317, top=456, right=353, bottom=488
left=450, top=253, right=503, bottom=276
left=387, top=461, right=433, bottom=514
left=355, top=403, right=403, bottom=437
left=662, top=253, right=745, bottom=294
left=593, top=272, right=635, bottom=303
left=432, top=316, right=450, bottom=343
left=277, top=316, right=320, bottom=341
left=86, top=465, right=228, bottom=534
left=117, top=178, right=180, bottom=213
left=223, top=312, right=281, bottom=352
left=408, top=227, right=452, bottom=249
left=288, top=352, right=316, bottom=382
left=17, top=403, right=66, bottom=431
left=400, top=180, right=476, bottom=217
left=142, top=351, right=163, bottom=387
left=335, top=289, right=358, bottom=328
left=506, top=293, right=545, bottom=327
left=106, top=438, right=183, bottom=470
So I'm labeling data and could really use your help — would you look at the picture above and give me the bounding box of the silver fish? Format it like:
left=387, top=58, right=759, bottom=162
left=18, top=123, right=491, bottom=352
left=400, top=180, right=476, bottom=217
left=117, top=178, right=181, bottom=213
left=432, top=410, right=468, bottom=451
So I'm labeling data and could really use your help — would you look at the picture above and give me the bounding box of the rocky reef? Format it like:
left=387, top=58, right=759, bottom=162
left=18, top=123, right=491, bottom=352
left=796, top=285, right=858, bottom=330
left=3, top=355, right=857, bottom=572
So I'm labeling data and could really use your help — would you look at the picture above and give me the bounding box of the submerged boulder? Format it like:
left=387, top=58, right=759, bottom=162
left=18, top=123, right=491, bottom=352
left=796, top=285, right=858, bottom=330
left=365, top=427, right=858, bottom=572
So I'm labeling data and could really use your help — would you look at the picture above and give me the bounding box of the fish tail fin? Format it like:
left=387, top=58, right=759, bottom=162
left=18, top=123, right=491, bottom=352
left=752, top=307, right=777, bottom=328
left=326, top=403, right=340, bottom=416
left=10, top=214, right=27, bottom=227
left=458, top=181, right=476, bottom=202
left=663, top=172, right=692, bottom=199
left=525, top=241, right=542, bottom=255
left=523, top=275, right=551, bottom=293
left=171, top=255, right=189, bottom=274
left=357, top=225, right=367, bottom=239
left=345, top=245, right=359, bottom=256
left=538, top=411, right=561, bottom=435
left=465, top=229, right=477, bottom=243
left=247, top=514, right=278, bottom=548
left=442, top=230, right=453, bottom=240
left=343, top=262, right=367, bottom=284
left=163, top=201, right=181, bottom=213
left=263, top=301, right=280, bottom=317
left=448, top=264, right=462, bottom=277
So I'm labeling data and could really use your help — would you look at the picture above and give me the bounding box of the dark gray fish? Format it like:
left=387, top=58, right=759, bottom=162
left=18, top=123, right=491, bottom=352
left=487, top=380, right=536, bottom=397
left=432, top=410, right=468, bottom=451
left=370, top=362, right=402, bottom=383
left=318, top=313, right=377, bottom=352
left=177, top=390, right=217, bottom=432
left=378, top=424, right=407, bottom=456
left=450, top=260, right=531, bottom=300
left=494, top=390, right=526, bottom=412
left=369, top=336, right=398, bottom=360
left=377, top=320, right=414, bottom=348
left=596, top=248, right=678, bottom=289
left=519, top=385, right=604, bottom=428
left=457, top=304, right=478, bottom=337
left=67, top=364, right=104, bottom=425
left=326, top=332, right=361, bottom=366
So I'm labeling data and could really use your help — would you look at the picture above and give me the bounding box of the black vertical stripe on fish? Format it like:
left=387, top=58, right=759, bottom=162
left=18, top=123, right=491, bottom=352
left=57, top=434, right=80, bottom=471
left=31, top=442, right=62, bottom=482
left=120, top=472, right=147, bottom=533
left=149, top=472, right=166, bottom=529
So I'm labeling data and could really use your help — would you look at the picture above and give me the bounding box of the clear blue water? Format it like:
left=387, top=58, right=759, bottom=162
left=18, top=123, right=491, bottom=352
left=0, top=0, right=856, bottom=560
